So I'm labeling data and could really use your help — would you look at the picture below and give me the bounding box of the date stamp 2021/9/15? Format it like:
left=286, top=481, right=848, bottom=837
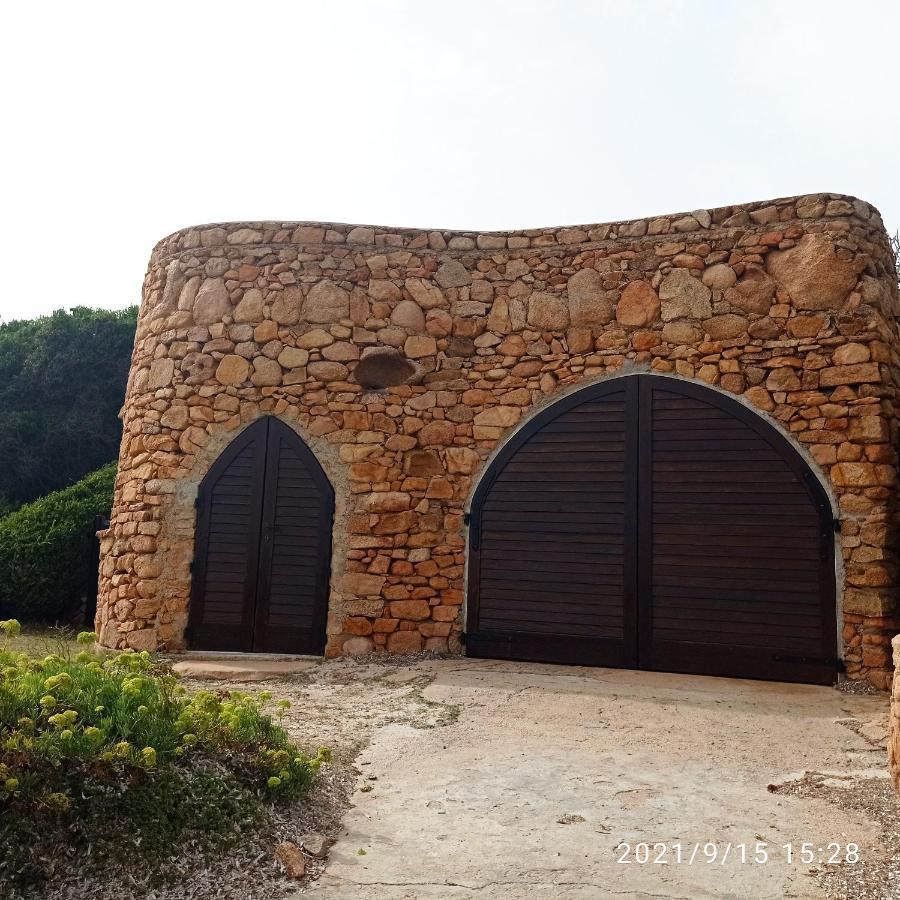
left=615, top=841, right=860, bottom=866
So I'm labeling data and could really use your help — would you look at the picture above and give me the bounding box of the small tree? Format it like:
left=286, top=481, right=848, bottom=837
left=0, top=306, right=136, bottom=510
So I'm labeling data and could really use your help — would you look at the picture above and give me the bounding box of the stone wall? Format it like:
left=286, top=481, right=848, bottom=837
left=97, top=193, right=900, bottom=686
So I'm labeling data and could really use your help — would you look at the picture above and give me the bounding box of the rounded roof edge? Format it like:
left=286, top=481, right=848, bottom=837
left=149, top=192, right=886, bottom=262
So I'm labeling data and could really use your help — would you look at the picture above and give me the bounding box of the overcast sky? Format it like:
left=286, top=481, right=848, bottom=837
left=2, top=0, right=897, bottom=322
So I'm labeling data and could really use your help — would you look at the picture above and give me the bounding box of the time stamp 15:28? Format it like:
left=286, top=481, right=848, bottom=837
left=615, top=842, right=860, bottom=865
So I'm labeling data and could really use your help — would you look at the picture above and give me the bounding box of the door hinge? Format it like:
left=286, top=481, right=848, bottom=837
left=772, top=654, right=844, bottom=670
left=833, top=518, right=841, bottom=533
left=463, top=512, right=471, bottom=525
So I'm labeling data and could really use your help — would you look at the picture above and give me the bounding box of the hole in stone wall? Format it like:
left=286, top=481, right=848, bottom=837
left=353, top=349, right=417, bottom=389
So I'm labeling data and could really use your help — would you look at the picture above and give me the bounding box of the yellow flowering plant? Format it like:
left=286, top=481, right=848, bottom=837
left=0, top=625, right=329, bottom=890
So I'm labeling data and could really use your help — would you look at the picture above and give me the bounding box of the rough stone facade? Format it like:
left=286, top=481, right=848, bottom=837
left=97, top=193, right=900, bottom=687
left=891, top=635, right=900, bottom=790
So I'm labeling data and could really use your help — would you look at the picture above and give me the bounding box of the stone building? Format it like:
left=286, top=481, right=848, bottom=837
left=97, top=193, right=900, bottom=688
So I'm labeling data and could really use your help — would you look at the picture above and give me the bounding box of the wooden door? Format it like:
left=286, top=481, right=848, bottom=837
left=638, top=377, right=836, bottom=684
left=467, top=375, right=838, bottom=684
left=466, top=379, right=638, bottom=666
left=189, top=417, right=333, bottom=653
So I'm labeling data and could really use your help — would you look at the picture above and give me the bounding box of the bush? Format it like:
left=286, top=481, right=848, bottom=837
left=0, top=463, right=116, bottom=621
left=0, top=306, right=137, bottom=510
left=0, top=624, right=327, bottom=892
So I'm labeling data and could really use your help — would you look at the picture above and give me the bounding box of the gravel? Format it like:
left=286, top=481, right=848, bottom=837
left=771, top=774, right=900, bottom=899
left=834, top=679, right=887, bottom=696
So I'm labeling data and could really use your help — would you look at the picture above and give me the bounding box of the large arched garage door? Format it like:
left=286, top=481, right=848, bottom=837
left=188, top=416, right=333, bottom=653
left=466, top=374, right=838, bottom=684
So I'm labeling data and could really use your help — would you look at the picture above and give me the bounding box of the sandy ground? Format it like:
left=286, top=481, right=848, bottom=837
left=179, top=655, right=895, bottom=900
left=272, top=660, right=887, bottom=898
left=8, top=631, right=894, bottom=899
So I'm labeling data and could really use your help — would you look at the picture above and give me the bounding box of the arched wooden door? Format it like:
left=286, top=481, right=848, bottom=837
left=466, top=375, right=838, bottom=684
left=189, top=416, right=333, bottom=653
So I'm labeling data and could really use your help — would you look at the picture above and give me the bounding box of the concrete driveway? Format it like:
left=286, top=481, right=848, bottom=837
left=296, top=659, right=888, bottom=900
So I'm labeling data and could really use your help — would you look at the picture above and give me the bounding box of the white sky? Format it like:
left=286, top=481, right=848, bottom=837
left=2, top=0, right=898, bottom=322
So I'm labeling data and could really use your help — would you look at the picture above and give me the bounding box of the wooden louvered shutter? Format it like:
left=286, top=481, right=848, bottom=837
left=467, top=379, right=637, bottom=667
left=189, top=420, right=267, bottom=651
left=252, top=418, right=333, bottom=654
left=640, top=378, right=836, bottom=684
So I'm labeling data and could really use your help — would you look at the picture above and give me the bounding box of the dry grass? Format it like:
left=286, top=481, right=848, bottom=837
left=2, top=624, right=79, bottom=656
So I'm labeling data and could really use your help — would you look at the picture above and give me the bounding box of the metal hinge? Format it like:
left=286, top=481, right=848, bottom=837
left=833, top=518, right=841, bottom=533
left=772, top=654, right=844, bottom=670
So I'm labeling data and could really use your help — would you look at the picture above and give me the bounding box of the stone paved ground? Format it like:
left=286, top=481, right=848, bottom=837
left=267, top=658, right=892, bottom=900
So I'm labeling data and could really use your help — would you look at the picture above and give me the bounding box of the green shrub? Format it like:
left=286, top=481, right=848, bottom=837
left=0, top=306, right=137, bottom=510
left=0, top=463, right=116, bottom=621
left=0, top=624, right=327, bottom=892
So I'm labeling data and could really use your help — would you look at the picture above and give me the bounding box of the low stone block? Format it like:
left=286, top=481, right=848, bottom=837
left=819, top=363, right=881, bottom=387
left=616, top=280, right=660, bottom=327
left=659, top=269, right=712, bottom=320
left=387, top=630, right=424, bottom=652
left=527, top=292, right=570, bottom=330
left=890, top=636, right=900, bottom=791
left=361, top=492, right=411, bottom=512
left=830, top=462, right=880, bottom=487
left=435, top=260, right=471, bottom=288
left=216, top=354, right=250, bottom=385
left=304, top=280, right=350, bottom=323
left=341, top=573, right=386, bottom=596
left=388, top=599, right=431, bottom=620
left=767, top=233, right=865, bottom=310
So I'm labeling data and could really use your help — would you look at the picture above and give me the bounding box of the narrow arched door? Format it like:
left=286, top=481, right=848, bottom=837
left=466, top=375, right=838, bottom=684
left=189, top=417, right=333, bottom=654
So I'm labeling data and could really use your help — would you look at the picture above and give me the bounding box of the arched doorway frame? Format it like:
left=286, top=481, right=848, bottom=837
left=464, top=370, right=841, bottom=680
